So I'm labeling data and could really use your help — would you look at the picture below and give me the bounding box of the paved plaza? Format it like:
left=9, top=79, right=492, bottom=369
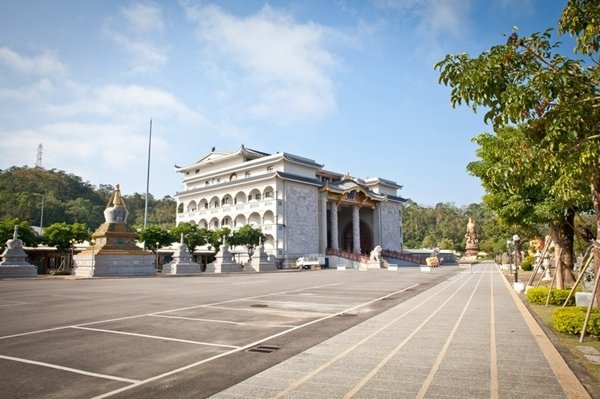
left=0, top=263, right=593, bottom=398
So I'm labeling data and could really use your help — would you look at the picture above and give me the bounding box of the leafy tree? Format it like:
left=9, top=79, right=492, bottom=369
left=421, top=235, right=436, bottom=249
left=0, top=219, right=40, bottom=251
left=138, top=226, right=173, bottom=254
left=439, top=238, right=454, bottom=250
left=230, top=225, right=266, bottom=255
left=172, top=222, right=207, bottom=253
left=43, top=222, right=90, bottom=252
left=435, top=1, right=599, bottom=291
left=467, top=125, right=589, bottom=287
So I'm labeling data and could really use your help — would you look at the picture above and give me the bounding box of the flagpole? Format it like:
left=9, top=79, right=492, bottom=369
left=144, top=118, right=152, bottom=229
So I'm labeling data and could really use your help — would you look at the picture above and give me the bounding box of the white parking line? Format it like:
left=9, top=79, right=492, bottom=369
left=71, top=326, right=241, bottom=349
left=149, top=314, right=297, bottom=328
left=0, top=354, right=140, bottom=384
left=94, top=283, right=420, bottom=398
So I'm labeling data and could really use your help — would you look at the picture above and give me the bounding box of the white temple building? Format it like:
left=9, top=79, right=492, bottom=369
left=174, top=146, right=405, bottom=267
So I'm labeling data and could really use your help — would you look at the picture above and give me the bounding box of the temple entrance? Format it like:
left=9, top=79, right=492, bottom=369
left=342, top=221, right=373, bottom=254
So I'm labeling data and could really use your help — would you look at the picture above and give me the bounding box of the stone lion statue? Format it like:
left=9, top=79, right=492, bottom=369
left=369, top=245, right=382, bottom=262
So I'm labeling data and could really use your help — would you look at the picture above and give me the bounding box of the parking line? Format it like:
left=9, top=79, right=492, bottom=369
left=93, top=283, right=420, bottom=398
left=71, top=326, right=241, bottom=349
left=0, top=354, right=140, bottom=384
left=149, top=314, right=296, bottom=328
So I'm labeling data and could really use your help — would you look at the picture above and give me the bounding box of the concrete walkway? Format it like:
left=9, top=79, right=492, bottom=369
left=211, top=263, right=591, bottom=399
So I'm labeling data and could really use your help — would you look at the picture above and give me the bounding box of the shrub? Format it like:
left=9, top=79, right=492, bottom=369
left=520, top=255, right=535, bottom=271
left=552, top=307, right=600, bottom=337
left=527, top=287, right=549, bottom=304
left=526, top=287, right=576, bottom=306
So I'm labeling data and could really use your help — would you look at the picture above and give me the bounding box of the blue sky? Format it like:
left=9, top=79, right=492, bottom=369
left=0, top=0, right=572, bottom=206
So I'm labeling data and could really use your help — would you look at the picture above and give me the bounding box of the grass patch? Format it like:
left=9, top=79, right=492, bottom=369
left=527, top=301, right=600, bottom=392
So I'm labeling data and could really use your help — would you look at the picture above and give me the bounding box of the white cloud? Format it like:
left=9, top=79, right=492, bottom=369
left=376, top=0, right=469, bottom=40
left=103, top=1, right=168, bottom=74
left=44, top=84, right=206, bottom=127
left=121, top=1, right=165, bottom=34
left=0, top=79, right=55, bottom=102
left=184, top=4, right=344, bottom=125
left=0, top=47, right=67, bottom=77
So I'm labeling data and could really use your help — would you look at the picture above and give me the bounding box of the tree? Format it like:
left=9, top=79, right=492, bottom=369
left=435, top=1, right=599, bottom=291
left=171, top=222, right=207, bottom=253
left=43, top=222, right=90, bottom=252
left=0, top=218, right=40, bottom=251
left=467, top=125, right=589, bottom=287
left=43, top=222, right=90, bottom=272
left=230, top=225, right=266, bottom=256
left=138, top=226, right=173, bottom=254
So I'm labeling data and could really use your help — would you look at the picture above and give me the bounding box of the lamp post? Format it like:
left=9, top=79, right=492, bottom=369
left=32, top=193, right=45, bottom=235
left=512, top=234, right=521, bottom=283
left=90, top=239, right=95, bottom=277
left=155, top=241, right=160, bottom=271
left=70, top=239, right=75, bottom=270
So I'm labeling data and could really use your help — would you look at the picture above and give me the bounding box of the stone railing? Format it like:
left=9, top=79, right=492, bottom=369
left=326, top=248, right=369, bottom=263
left=381, top=248, right=424, bottom=264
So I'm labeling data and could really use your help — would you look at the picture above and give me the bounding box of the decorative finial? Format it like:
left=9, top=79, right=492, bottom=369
left=180, top=233, right=184, bottom=244
left=13, top=225, right=18, bottom=240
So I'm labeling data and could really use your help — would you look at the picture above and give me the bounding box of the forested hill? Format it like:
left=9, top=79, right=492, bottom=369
left=0, top=166, right=175, bottom=230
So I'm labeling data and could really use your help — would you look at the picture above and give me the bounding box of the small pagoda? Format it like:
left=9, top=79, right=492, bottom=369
left=73, top=184, right=154, bottom=277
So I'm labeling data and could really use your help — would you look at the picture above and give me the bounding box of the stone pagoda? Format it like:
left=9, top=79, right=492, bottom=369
left=247, top=239, right=277, bottom=272
left=0, top=226, right=38, bottom=278
left=73, top=184, right=154, bottom=277
left=163, top=234, right=201, bottom=275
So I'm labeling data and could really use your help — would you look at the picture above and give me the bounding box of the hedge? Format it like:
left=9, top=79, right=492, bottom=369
left=526, top=287, right=576, bottom=306
left=552, top=307, right=600, bottom=337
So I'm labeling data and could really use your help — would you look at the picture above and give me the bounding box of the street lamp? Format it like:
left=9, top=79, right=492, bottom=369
left=155, top=242, right=160, bottom=271
left=510, top=234, right=521, bottom=283
left=32, top=193, right=45, bottom=235
left=90, top=239, right=96, bottom=277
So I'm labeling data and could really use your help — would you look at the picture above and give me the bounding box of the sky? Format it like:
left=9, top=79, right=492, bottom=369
left=0, top=0, right=574, bottom=206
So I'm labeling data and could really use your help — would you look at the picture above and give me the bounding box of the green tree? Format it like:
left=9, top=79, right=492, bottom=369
left=0, top=219, right=40, bottom=251
left=467, top=125, right=589, bottom=287
left=43, top=222, right=90, bottom=252
left=435, top=1, right=599, bottom=290
left=230, top=225, right=266, bottom=256
left=138, top=226, right=173, bottom=254
left=43, top=222, right=90, bottom=272
left=172, top=222, right=207, bottom=253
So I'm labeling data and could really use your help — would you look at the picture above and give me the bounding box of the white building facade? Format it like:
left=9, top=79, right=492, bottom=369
left=175, top=146, right=405, bottom=267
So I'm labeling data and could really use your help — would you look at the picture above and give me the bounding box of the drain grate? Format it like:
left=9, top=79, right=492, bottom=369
left=337, top=313, right=358, bottom=317
left=247, top=344, right=280, bottom=353
left=250, top=304, right=268, bottom=308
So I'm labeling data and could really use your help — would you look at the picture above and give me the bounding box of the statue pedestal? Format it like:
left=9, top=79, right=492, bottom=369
left=366, top=260, right=381, bottom=269
left=206, top=245, right=241, bottom=273
left=247, top=246, right=277, bottom=272
left=73, top=252, right=155, bottom=277
left=163, top=241, right=200, bottom=275
left=0, top=227, right=38, bottom=278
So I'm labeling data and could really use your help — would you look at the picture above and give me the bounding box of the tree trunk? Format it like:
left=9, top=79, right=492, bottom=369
left=549, top=209, right=576, bottom=290
left=591, top=158, right=600, bottom=309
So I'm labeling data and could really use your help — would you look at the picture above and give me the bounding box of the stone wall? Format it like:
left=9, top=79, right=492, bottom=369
left=380, top=202, right=402, bottom=251
left=284, top=182, right=319, bottom=255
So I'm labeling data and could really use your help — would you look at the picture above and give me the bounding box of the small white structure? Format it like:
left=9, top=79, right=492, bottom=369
left=206, top=240, right=240, bottom=273
left=0, top=226, right=38, bottom=278
left=247, top=240, right=277, bottom=272
left=163, top=234, right=201, bottom=275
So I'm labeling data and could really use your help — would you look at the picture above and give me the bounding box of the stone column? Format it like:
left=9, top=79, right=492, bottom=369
left=319, top=193, right=328, bottom=253
left=352, top=205, right=361, bottom=254
left=330, top=202, right=339, bottom=250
